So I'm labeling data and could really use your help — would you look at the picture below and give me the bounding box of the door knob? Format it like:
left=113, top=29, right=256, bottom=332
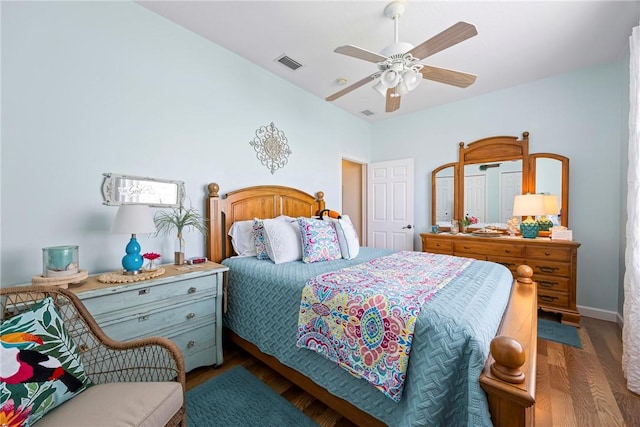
left=402, top=225, right=413, bottom=229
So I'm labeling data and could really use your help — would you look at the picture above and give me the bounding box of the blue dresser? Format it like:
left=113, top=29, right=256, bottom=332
left=69, top=262, right=228, bottom=372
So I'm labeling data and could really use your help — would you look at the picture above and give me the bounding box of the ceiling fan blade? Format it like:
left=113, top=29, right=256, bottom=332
left=325, top=73, right=378, bottom=102
left=408, top=22, right=477, bottom=60
left=420, top=66, right=477, bottom=88
left=385, top=88, right=400, bottom=113
left=335, top=45, right=388, bottom=63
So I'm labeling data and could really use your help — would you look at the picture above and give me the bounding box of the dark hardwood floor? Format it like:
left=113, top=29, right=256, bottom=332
left=186, top=316, right=640, bottom=426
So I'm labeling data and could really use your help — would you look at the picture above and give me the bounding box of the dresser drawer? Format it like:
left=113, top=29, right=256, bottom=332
left=99, top=296, right=216, bottom=342
left=534, top=274, right=570, bottom=292
left=487, top=256, right=527, bottom=275
left=530, top=260, right=570, bottom=277
left=526, top=246, right=572, bottom=262
left=423, top=238, right=453, bottom=253
left=170, top=324, right=217, bottom=371
left=454, top=241, right=525, bottom=257
left=81, top=274, right=216, bottom=316
left=538, top=290, right=569, bottom=309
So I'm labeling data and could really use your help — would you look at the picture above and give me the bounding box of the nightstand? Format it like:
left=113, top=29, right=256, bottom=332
left=67, top=261, right=228, bottom=372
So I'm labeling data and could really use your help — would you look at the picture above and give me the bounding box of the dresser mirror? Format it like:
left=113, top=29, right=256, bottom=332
left=431, top=132, right=569, bottom=230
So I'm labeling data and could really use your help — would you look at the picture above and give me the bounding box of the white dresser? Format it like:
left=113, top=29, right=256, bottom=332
left=68, top=262, right=228, bottom=372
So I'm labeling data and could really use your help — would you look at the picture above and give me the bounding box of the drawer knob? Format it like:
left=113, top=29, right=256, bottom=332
left=188, top=287, right=197, bottom=294
left=186, top=312, right=196, bottom=319
left=138, top=288, right=150, bottom=296
left=187, top=340, right=195, bottom=349
left=504, top=249, right=511, bottom=254
left=545, top=251, right=551, bottom=256
left=138, top=315, right=149, bottom=322
left=463, top=246, right=470, bottom=250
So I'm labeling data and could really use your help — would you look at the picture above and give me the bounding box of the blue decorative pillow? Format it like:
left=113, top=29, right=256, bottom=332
left=1, top=297, right=92, bottom=426
left=252, top=219, right=270, bottom=260
left=296, top=217, right=342, bottom=263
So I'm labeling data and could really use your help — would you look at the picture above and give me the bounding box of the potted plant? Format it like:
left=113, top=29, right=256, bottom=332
left=459, top=214, right=478, bottom=233
left=153, top=204, right=207, bottom=265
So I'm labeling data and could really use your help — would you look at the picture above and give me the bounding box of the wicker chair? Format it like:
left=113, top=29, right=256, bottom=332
left=1, top=285, right=186, bottom=426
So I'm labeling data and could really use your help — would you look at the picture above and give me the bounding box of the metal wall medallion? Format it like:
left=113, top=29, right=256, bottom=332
left=249, top=122, right=292, bottom=174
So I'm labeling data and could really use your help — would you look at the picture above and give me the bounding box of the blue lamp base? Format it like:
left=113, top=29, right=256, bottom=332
left=537, top=215, right=553, bottom=231
left=520, top=218, right=540, bottom=239
left=122, top=234, right=143, bottom=274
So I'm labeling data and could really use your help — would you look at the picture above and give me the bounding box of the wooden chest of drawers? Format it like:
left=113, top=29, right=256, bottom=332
left=421, top=233, right=581, bottom=326
left=68, top=262, right=228, bottom=372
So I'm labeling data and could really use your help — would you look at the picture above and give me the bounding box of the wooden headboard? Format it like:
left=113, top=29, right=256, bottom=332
left=205, top=183, right=326, bottom=263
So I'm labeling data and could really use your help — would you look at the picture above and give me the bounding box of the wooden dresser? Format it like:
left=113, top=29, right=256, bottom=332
left=67, top=261, right=228, bottom=372
left=421, top=232, right=581, bottom=326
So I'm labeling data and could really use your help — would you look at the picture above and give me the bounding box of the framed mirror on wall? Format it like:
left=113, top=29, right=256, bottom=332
left=431, top=132, right=569, bottom=230
left=102, top=173, right=186, bottom=207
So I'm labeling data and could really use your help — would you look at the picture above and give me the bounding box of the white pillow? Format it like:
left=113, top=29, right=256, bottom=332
left=228, top=220, right=257, bottom=257
left=329, top=215, right=360, bottom=259
left=263, top=218, right=302, bottom=264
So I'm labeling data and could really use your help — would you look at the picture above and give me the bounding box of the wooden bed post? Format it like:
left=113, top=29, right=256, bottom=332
left=480, top=265, right=537, bottom=427
left=206, top=183, right=223, bottom=263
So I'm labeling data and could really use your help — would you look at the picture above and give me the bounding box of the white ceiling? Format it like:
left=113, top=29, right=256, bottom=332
left=137, top=1, right=640, bottom=122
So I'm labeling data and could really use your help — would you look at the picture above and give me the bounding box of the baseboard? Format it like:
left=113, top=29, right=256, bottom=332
left=578, top=305, right=620, bottom=323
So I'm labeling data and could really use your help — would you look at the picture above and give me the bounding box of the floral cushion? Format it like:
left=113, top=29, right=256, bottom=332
left=297, top=217, right=342, bottom=263
left=252, top=219, right=270, bottom=260
left=1, top=297, right=92, bottom=426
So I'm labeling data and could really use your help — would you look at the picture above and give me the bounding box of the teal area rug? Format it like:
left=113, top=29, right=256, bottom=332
left=538, top=318, right=582, bottom=348
left=187, top=366, right=318, bottom=427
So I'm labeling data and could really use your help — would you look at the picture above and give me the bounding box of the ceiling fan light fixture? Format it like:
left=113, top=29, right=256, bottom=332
left=402, top=68, right=422, bottom=91
left=397, top=80, right=409, bottom=96
left=380, top=69, right=400, bottom=88
left=373, top=81, right=387, bottom=97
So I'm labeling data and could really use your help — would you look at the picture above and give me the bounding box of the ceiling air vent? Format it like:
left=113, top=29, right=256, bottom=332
left=361, top=110, right=375, bottom=116
left=275, top=54, right=302, bottom=70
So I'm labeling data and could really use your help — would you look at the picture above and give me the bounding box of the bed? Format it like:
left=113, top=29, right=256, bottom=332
left=205, top=183, right=537, bottom=427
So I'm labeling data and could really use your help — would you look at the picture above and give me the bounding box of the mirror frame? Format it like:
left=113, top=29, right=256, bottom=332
left=431, top=162, right=458, bottom=230
left=431, top=131, right=570, bottom=228
left=529, top=153, right=569, bottom=227
left=101, top=173, right=186, bottom=207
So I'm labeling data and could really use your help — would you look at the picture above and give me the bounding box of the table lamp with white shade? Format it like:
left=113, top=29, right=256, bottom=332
left=537, top=194, right=559, bottom=231
left=110, top=204, right=156, bottom=274
left=512, top=194, right=545, bottom=238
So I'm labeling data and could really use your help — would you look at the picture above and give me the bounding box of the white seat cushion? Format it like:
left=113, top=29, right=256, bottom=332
left=37, top=382, right=183, bottom=427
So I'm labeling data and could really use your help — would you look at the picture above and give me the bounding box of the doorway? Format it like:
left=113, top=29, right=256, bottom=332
left=341, top=159, right=364, bottom=244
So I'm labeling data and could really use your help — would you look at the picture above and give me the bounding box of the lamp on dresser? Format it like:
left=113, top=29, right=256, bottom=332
left=537, top=194, right=559, bottom=231
left=110, top=204, right=156, bottom=274
left=512, top=194, right=545, bottom=238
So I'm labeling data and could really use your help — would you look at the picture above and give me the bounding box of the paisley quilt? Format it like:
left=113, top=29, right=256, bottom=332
left=296, top=251, right=473, bottom=401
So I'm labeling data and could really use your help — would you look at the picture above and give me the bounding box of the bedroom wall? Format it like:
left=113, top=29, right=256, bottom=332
left=1, top=1, right=371, bottom=285
left=370, top=61, right=626, bottom=318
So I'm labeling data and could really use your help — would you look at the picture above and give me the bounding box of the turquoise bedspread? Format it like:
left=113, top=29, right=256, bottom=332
left=222, top=247, right=512, bottom=427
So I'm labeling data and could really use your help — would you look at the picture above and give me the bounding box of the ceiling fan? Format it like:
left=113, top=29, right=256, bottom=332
left=326, top=1, right=478, bottom=113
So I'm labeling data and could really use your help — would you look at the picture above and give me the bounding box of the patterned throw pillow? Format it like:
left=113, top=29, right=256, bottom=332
left=252, top=219, right=270, bottom=260
left=329, top=215, right=360, bottom=260
left=1, top=297, right=92, bottom=426
left=297, top=217, right=342, bottom=263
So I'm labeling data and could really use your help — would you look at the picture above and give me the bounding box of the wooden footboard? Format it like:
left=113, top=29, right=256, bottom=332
left=206, top=183, right=537, bottom=427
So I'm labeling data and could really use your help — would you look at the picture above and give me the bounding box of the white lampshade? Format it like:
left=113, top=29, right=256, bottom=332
left=396, top=80, right=409, bottom=96
left=512, top=194, right=545, bottom=217
left=543, top=194, right=560, bottom=215
left=110, top=205, right=156, bottom=235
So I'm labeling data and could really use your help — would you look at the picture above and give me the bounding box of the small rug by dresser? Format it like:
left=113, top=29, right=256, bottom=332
left=186, top=366, right=318, bottom=427
left=538, top=318, right=582, bottom=348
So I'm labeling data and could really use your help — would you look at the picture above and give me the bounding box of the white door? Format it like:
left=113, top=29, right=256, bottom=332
left=436, top=176, right=454, bottom=223
left=464, top=174, right=487, bottom=223
left=500, top=171, right=522, bottom=223
left=367, top=158, right=414, bottom=250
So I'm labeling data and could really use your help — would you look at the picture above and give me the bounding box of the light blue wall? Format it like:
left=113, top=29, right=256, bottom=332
left=1, top=2, right=630, bottom=317
left=371, top=62, right=625, bottom=315
left=1, top=1, right=370, bottom=285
